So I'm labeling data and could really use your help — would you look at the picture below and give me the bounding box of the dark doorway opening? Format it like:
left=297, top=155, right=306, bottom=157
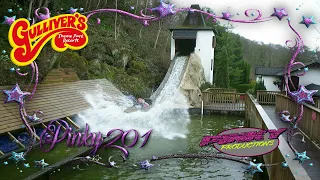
left=280, top=76, right=299, bottom=91
left=175, top=39, right=196, bottom=55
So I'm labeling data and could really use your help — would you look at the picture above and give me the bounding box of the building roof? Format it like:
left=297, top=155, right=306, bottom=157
left=305, top=83, right=320, bottom=97
left=169, top=4, right=214, bottom=31
left=255, top=67, right=284, bottom=76
left=172, top=30, right=197, bottom=39
left=276, top=61, right=320, bottom=75
left=255, top=61, right=320, bottom=76
left=0, top=79, right=123, bottom=134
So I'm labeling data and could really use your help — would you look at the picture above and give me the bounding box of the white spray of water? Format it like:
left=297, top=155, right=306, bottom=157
left=77, top=56, right=190, bottom=139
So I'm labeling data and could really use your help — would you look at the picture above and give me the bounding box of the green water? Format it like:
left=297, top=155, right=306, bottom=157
left=49, top=114, right=253, bottom=180
left=1, top=114, right=256, bottom=180
left=0, top=140, right=87, bottom=179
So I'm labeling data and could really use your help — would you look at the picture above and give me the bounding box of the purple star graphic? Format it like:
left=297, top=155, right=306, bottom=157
left=288, top=85, right=318, bottom=104
left=3, top=16, right=16, bottom=26
left=3, top=84, right=30, bottom=104
left=222, top=12, right=233, bottom=20
left=150, top=0, right=176, bottom=18
left=68, top=7, right=78, bottom=14
left=271, top=8, right=288, bottom=20
left=300, top=16, right=316, bottom=28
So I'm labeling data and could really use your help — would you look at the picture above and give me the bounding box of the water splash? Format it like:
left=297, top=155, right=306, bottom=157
left=77, top=56, right=190, bottom=139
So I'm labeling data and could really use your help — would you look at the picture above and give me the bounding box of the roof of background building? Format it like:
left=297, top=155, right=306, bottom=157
left=276, top=61, right=320, bottom=75
left=255, top=61, right=320, bottom=76
left=169, top=4, right=214, bottom=31
left=305, top=83, right=320, bottom=97
left=255, top=67, right=284, bottom=76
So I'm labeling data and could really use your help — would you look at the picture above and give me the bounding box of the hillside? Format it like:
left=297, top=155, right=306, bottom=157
left=0, top=0, right=317, bottom=96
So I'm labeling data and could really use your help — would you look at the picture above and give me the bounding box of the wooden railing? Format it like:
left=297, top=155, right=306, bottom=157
left=202, top=92, right=245, bottom=111
left=203, top=88, right=236, bottom=93
left=275, top=94, right=320, bottom=145
left=256, top=90, right=284, bottom=105
left=315, top=98, right=320, bottom=109
left=245, top=93, right=310, bottom=180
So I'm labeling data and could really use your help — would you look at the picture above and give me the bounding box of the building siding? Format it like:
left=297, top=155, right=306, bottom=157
left=292, top=66, right=320, bottom=86
left=256, top=75, right=280, bottom=91
left=195, top=31, right=214, bottom=84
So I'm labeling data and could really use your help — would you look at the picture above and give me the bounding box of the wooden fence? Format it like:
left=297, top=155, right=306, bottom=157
left=245, top=93, right=310, bottom=180
left=315, top=98, right=320, bottom=109
left=202, top=92, right=245, bottom=111
left=275, top=94, right=320, bottom=145
left=203, top=88, right=236, bottom=93
left=256, top=90, right=284, bottom=105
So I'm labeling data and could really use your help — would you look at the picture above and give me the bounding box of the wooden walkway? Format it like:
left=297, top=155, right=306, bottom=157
left=262, top=105, right=320, bottom=180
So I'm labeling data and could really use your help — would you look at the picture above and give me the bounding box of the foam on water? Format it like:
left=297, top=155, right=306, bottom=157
left=77, top=56, right=190, bottom=139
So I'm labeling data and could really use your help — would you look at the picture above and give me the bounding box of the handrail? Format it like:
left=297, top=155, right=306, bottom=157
left=246, top=92, right=310, bottom=180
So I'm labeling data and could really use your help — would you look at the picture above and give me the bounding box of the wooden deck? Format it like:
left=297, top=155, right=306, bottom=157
left=262, top=105, right=320, bottom=180
left=0, top=79, right=123, bottom=134
left=202, top=92, right=245, bottom=111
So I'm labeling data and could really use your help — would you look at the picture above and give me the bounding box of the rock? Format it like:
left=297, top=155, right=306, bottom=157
left=179, top=53, right=206, bottom=107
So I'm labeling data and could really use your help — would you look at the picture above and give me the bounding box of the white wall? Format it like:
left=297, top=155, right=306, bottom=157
left=195, top=31, right=214, bottom=84
left=291, top=66, right=320, bottom=86
left=256, top=75, right=280, bottom=91
left=170, top=32, right=175, bottom=60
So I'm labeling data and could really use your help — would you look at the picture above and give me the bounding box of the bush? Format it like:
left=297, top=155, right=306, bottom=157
left=200, top=82, right=214, bottom=91
left=249, top=81, right=256, bottom=89
left=255, top=80, right=267, bottom=94
left=237, top=84, right=251, bottom=93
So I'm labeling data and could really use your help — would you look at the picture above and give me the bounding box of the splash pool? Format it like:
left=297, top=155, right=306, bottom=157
left=42, top=114, right=256, bottom=180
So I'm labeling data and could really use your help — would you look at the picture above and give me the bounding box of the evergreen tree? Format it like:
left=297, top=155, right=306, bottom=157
left=215, top=46, right=230, bottom=88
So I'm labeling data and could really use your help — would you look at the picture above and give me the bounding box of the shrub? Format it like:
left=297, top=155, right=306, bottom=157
left=200, top=82, right=214, bottom=91
left=249, top=81, right=256, bottom=89
left=255, top=80, right=266, bottom=94
left=237, top=84, right=251, bottom=93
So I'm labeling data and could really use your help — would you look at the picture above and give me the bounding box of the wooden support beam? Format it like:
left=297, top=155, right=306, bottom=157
left=55, top=121, right=66, bottom=131
left=22, top=127, right=40, bottom=141
left=7, top=132, right=25, bottom=149
left=0, top=150, right=4, bottom=156
left=41, top=123, right=54, bottom=135
left=66, top=117, right=80, bottom=129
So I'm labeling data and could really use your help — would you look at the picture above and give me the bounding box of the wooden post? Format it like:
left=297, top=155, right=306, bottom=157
left=55, top=121, right=66, bottom=130
left=66, top=117, right=80, bottom=129
left=201, top=101, right=204, bottom=115
left=7, top=132, right=25, bottom=149
left=41, top=123, right=54, bottom=135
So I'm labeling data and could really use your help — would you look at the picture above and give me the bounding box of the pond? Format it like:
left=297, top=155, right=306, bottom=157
left=46, top=114, right=255, bottom=180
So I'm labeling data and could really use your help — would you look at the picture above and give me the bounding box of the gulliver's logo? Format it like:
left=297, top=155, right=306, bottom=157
left=8, top=13, right=88, bottom=66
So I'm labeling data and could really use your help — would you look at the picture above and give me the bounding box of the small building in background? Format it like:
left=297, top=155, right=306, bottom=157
left=255, top=61, right=320, bottom=93
left=169, top=4, right=216, bottom=84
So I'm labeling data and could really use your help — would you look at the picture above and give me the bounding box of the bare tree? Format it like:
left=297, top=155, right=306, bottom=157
left=96, top=0, right=101, bottom=9
left=27, top=0, right=35, bottom=19
left=154, top=20, right=162, bottom=49
left=139, top=0, right=149, bottom=39
left=104, top=0, right=108, bottom=6
left=43, top=0, right=50, bottom=7
left=163, top=34, right=170, bottom=53
left=135, top=0, right=139, bottom=14
left=38, top=0, right=43, bottom=8
left=86, top=0, right=92, bottom=11
left=115, top=0, right=118, bottom=40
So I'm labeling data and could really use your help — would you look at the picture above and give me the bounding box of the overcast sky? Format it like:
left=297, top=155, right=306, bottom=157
left=173, top=0, right=320, bottom=50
